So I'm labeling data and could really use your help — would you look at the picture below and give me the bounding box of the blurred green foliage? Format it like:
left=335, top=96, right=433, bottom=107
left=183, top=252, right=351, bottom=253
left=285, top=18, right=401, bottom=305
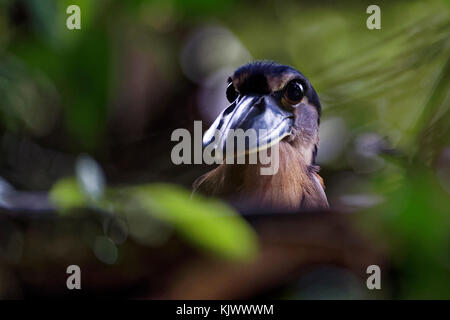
left=49, top=177, right=86, bottom=210
left=131, top=184, right=258, bottom=260
left=50, top=176, right=258, bottom=261
left=1, top=0, right=450, bottom=298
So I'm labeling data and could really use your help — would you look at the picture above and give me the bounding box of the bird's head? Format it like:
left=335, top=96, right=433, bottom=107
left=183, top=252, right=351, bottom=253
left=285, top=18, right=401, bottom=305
left=203, top=61, right=322, bottom=165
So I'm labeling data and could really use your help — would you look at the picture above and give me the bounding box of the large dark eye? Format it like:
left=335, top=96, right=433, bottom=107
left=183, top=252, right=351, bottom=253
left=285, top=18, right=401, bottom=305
left=283, top=80, right=304, bottom=105
left=226, top=83, right=239, bottom=103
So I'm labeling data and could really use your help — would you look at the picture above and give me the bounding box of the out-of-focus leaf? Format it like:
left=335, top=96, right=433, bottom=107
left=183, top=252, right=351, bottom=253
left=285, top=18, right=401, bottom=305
left=364, top=165, right=450, bottom=299
left=75, top=154, right=106, bottom=200
left=0, top=57, right=60, bottom=135
left=49, top=177, right=86, bottom=212
left=63, top=30, right=110, bottom=150
left=93, top=236, right=118, bottom=265
left=25, top=0, right=58, bottom=43
left=130, top=184, right=258, bottom=260
left=49, top=178, right=258, bottom=260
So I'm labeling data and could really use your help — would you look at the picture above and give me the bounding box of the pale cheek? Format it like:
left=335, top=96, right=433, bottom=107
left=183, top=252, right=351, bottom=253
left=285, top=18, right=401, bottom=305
left=288, top=130, right=317, bottom=165
left=298, top=145, right=314, bottom=164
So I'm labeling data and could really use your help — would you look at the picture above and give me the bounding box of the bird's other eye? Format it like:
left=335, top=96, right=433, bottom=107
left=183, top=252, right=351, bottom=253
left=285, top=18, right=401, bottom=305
left=226, top=83, right=239, bottom=103
left=283, top=79, right=304, bottom=106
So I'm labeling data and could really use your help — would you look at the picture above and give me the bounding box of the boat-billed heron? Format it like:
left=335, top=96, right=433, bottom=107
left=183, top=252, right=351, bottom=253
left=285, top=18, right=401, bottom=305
left=194, top=62, right=328, bottom=210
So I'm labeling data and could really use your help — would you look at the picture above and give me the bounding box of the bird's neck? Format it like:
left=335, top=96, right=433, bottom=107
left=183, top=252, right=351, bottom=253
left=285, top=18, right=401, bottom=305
left=194, top=141, right=328, bottom=210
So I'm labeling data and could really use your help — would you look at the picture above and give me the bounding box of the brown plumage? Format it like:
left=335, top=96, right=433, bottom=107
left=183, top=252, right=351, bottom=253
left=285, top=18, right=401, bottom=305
left=194, top=62, right=328, bottom=210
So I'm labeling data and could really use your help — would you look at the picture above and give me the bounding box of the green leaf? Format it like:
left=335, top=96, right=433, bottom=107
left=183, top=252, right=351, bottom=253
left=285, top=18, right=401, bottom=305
left=49, top=177, right=87, bottom=212
left=130, top=184, right=258, bottom=261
